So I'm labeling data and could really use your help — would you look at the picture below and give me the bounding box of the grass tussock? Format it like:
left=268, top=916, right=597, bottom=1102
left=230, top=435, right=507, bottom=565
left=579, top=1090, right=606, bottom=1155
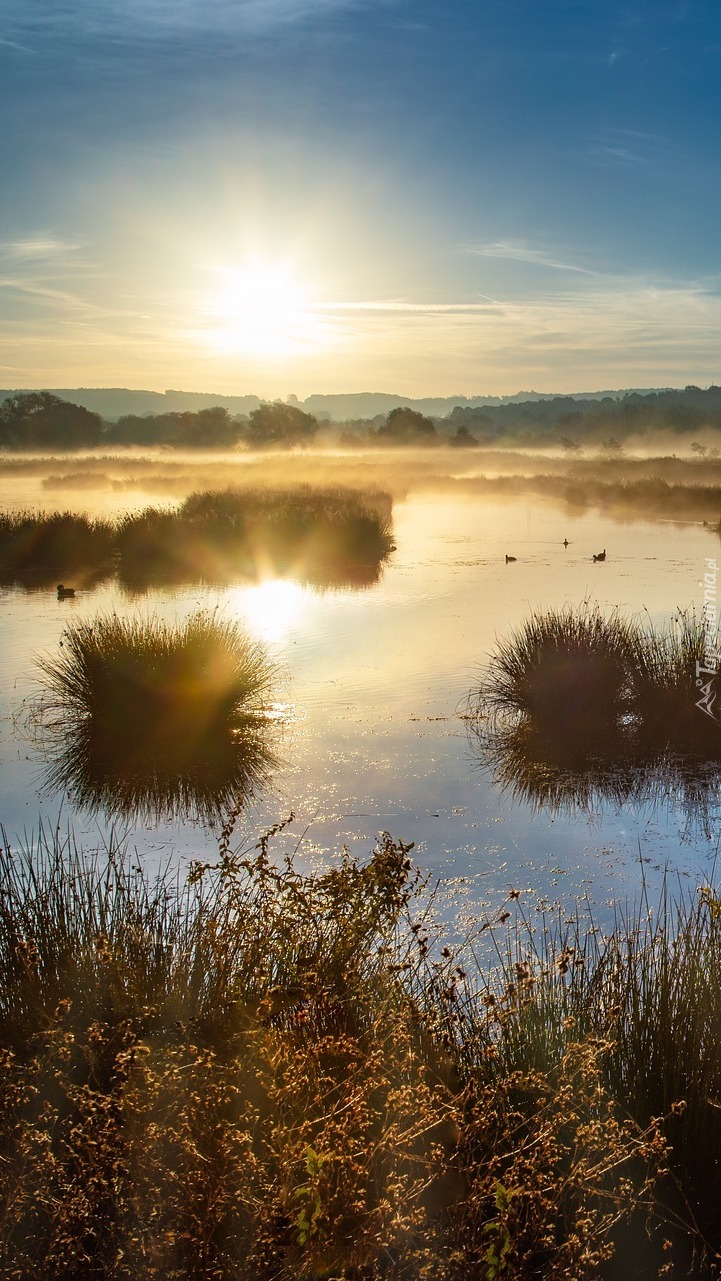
left=469, top=606, right=721, bottom=817
left=0, top=821, right=686, bottom=1280
left=477, top=604, right=637, bottom=738
left=34, top=612, right=277, bottom=823
left=0, top=486, right=395, bottom=591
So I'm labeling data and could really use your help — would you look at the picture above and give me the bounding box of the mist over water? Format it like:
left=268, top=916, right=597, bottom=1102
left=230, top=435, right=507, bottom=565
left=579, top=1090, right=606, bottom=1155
left=1, top=447, right=720, bottom=938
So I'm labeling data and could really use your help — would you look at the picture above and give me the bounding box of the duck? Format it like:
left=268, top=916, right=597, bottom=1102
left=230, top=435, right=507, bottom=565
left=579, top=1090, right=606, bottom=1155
left=505, top=555, right=517, bottom=563
left=57, top=584, right=76, bottom=598
left=563, top=538, right=569, bottom=547
left=592, top=549, right=606, bottom=562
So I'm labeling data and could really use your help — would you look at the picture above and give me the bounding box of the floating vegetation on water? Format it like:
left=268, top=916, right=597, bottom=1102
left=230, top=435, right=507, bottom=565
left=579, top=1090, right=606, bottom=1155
left=34, top=612, right=278, bottom=823
left=468, top=606, right=721, bottom=821
left=0, top=484, right=395, bottom=591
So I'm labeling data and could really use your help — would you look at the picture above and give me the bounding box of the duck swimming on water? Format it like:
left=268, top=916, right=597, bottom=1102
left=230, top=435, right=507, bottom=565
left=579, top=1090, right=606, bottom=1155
left=592, top=549, right=606, bottom=562
left=505, top=555, right=517, bottom=563
left=57, top=584, right=76, bottom=598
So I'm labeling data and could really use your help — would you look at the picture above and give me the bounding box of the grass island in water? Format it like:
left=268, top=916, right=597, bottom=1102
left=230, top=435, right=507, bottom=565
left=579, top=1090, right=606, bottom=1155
left=34, top=612, right=278, bottom=823
left=0, top=484, right=395, bottom=590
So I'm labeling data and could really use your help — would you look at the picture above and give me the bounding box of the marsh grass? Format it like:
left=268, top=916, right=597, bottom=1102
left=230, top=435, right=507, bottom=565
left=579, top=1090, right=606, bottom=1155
left=0, top=510, right=116, bottom=588
left=629, top=612, right=721, bottom=752
left=0, top=485, right=395, bottom=591
left=469, top=608, right=721, bottom=819
left=0, top=822, right=680, bottom=1279
left=35, top=612, right=278, bottom=822
left=115, top=485, right=395, bottom=589
left=475, top=604, right=637, bottom=737
left=438, top=876, right=721, bottom=1266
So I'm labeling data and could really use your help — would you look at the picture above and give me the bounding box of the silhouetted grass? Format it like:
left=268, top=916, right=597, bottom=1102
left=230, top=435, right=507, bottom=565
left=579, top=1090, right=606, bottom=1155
left=0, top=485, right=395, bottom=590
left=468, top=609, right=721, bottom=831
left=471, top=606, right=721, bottom=751
left=439, top=876, right=721, bottom=1266
left=475, top=604, right=637, bottom=738
left=0, top=823, right=677, bottom=1279
left=35, top=612, right=277, bottom=823
left=115, top=485, right=395, bottom=589
left=0, top=510, right=115, bottom=588
left=629, top=612, right=721, bottom=753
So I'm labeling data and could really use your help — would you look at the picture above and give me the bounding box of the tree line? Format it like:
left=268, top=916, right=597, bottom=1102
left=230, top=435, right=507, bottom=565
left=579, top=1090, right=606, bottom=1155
left=0, top=394, right=454, bottom=450
left=3, top=385, right=721, bottom=451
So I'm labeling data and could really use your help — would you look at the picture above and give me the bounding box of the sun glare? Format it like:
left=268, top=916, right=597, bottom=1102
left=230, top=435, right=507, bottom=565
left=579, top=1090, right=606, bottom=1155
left=234, top=578, right=307, bottom=643
left=200, top=258, right=324, bottom=358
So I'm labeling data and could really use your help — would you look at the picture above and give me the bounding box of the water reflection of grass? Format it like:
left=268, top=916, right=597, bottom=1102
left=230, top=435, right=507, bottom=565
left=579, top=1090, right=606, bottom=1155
left=0, top=823, right=692, bottom=1277
left=0, top=485, right=395, bottom=590
left=469, top=606, right=721, bottom=820
left=36, top=612, right=277, bottom=823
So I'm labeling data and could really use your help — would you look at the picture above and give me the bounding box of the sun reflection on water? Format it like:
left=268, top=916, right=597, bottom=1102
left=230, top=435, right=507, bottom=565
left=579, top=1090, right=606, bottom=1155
left=233, top=578, right=307, bottom=643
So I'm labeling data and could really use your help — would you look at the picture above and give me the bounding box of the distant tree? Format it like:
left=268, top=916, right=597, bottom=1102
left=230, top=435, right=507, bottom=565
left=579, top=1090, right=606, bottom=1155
left=245, top=401, right=319, bottom=448
left=105, top=407, right=241, bottom=449
left=558, top=436, right=581, bottom=454
left=449, top=425, right=477, bottom=447
left=105, top=414, right=167, bottom=447
left=600, top=435, right=624, bottom=458
left=0, top=392, right=102, bottom=450
left=691, top=441, right=708, bottom=458
left=175, top=407, right=238, bottom=448
left=377, top=406, right=437, bottom=443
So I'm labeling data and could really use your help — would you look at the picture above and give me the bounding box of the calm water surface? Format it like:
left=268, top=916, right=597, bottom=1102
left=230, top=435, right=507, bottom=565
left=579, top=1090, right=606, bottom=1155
left=1, top=475, right=719, bottom=932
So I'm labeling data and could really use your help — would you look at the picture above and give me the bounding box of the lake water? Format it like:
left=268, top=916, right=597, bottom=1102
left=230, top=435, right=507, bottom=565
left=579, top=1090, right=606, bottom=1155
left=1, top=450, right=719, bottom=935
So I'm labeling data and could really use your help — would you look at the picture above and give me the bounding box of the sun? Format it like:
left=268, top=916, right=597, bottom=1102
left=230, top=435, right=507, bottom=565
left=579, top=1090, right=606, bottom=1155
left=200, top=258, right=323, bottom=358
left=233, top=578, right=307, bottom=644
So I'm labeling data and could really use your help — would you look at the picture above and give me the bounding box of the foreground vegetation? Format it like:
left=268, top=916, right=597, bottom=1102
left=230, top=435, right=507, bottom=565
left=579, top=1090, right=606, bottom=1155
left=1, top=819, right=719, bottom=1278
left=0, top=485, right=395, bottom=589
left=34, top=612, right=277, bottom=823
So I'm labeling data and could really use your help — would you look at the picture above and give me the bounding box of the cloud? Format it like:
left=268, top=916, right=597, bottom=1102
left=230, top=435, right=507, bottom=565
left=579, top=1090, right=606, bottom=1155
left=5, top=0, right=382, bottom=41
left=319, top=300, right=502, bottom=314
left=463, top=240, right=597, bottom=276
left=0, top=36, right=34, bottom=52
left=585, top=127, right=672, bottom=169
left=1, top=238, right=82, bottom=261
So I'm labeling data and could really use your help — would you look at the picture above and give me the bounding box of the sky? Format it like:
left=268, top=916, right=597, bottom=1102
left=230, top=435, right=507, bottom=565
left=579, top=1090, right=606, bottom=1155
left=1, top=0, right=721, bottom=397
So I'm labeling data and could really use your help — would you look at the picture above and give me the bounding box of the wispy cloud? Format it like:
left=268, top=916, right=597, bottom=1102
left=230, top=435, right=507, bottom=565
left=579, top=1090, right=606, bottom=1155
left=6, top=0, right=381, bottom=40
left=0, top=36, right=34, bottom=52
left=317, top=300, right=502, bottom=314
left=586, top=126, right=672, bottom=169
left=463, top=240, right=597, bottom=276
left=1, top=238, right=82, bottom=261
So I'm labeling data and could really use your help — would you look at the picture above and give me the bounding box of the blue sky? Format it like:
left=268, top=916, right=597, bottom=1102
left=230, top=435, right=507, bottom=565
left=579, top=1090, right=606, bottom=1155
left=1, top=0, right=720, bottom=395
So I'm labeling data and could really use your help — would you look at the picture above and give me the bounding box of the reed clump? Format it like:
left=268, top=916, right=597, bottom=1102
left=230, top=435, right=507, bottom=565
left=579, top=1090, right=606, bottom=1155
left=469, top=607, right=721, bottom=812
left=0, top=510, right=116, bottom=588
left=477, top=604, right=637, bottom=738
left=0, top=485, right=395, bottom=591
left=35, top=612, right=277, bottom=822
left=115, top=486, right=395, bottom=588
left=0, top=822, right=689, bottom=1279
